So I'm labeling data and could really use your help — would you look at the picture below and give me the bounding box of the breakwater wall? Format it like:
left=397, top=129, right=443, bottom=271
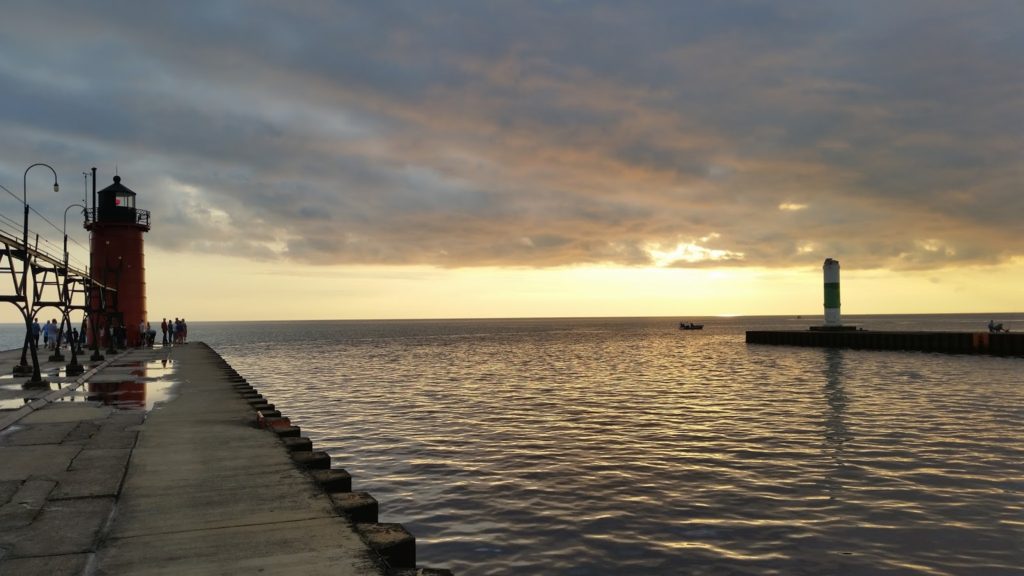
left=746, top=330, right=1024, bottom=356
left=214, top=346, right=453, bottom=575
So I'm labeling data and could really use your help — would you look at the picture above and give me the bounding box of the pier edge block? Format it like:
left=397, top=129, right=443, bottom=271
left=330, top=491, right=378, bottom=523
left=272, top=425, right=302, bottom=438
left=261, top=416, right=292, bottom=430
left=356, top=522, right=416, bottom=569
left=309, top=469, right=352, bottom=493
left=291, top=450, right=331, bottom=470
left=281, top=436, right=313, bottom=452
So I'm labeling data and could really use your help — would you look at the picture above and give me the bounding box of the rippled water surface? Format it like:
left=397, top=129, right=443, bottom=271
left=196, top=315, right=1023, bottom=575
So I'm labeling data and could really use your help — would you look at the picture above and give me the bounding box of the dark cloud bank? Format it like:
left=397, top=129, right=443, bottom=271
left=1, top=1, right=1021, bottom=272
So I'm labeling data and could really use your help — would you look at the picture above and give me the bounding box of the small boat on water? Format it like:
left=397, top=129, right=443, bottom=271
left=679, top=322, right=704, bottom=330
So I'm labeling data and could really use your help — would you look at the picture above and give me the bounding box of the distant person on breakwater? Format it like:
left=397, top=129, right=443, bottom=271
left=181, top=318, right=188, bottom=343
left=115, top=321, right=127, bottom=349
left=161, top=318, right=168, bottom=345
left=32, top=318, right=40, bottom=346
left=988, top=320, right=1009, bottom=333
left=173, top=318, right=185, bottom=345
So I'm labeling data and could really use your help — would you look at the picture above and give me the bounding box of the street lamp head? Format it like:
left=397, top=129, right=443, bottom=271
left=53, top=182, right=59, bottom=192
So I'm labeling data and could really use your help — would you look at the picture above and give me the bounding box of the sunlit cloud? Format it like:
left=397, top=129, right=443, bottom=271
left=646, top=235, right=746, bottom=267
left=915, top=239, right=956, bottom=257
left=779, top=203, right=808, bottom=211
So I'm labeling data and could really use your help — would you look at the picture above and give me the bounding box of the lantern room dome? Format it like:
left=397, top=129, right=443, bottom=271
left=87, top=175, right=150, bottom=230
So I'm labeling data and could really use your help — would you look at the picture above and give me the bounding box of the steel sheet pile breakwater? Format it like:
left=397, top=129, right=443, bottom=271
left=746, top=330, right=1024, bottom=356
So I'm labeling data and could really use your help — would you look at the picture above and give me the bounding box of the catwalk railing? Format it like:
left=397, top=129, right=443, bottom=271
left=0, top=225, right=118, bottom=377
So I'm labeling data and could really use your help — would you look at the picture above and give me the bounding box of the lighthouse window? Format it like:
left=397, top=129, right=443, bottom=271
left=115, top=193, right=135, bottom=209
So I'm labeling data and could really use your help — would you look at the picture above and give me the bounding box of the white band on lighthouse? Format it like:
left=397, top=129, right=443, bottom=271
left=823, top=258, right=841, bottom=326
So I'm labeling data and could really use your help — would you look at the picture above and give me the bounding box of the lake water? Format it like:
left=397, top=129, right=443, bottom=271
left=17, top=314, right=1023, bottom=575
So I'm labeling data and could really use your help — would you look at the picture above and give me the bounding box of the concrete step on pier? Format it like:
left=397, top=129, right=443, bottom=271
left=0, top=344, right=449, bottom=575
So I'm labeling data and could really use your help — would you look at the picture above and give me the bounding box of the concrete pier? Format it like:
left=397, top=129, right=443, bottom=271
left=746, top=329, right=1024, bottom=356
left=0, top=344, right=450, bottom=575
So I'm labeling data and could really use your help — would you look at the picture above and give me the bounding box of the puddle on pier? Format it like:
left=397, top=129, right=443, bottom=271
left=0, top=397, right=37, bottom=410
left=0, top=359, right=177, bottom=413
left=0, top=360, right=101, bottom=386
left=0, top=380, right=67, bottom=410
left=81, top=359, right=178, bottom=412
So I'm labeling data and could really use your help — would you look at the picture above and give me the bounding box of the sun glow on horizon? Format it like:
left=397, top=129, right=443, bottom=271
left=0, top=248, right=1018, bottom=323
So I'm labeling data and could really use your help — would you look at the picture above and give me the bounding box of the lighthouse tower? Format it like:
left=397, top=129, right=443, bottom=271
left=85, top=175, right=150, bottom=347
left=823, top=258, right=841, bottom=326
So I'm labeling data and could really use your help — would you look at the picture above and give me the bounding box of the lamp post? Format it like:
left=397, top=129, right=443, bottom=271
left=62, top=204, right=86, bottom=281
left=57, top=203, right=86, bottom=374
left=22, top=163, right=59, bottom=278
left=19, top=163, right=59, bottom=387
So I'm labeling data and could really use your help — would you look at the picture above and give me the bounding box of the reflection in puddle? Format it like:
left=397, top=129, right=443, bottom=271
left=0, top=358, right=178, bottom=413
left=85, top=360, right=178, bottom=411
left=43, top=365, right=103, bottom=379
left=0, top=381, right=62, bottom=409
left=0, top=397, right=34, bottom=410
left=0, top=379, right=57, bottom=391
left=88, top=381, right=146, bottom=408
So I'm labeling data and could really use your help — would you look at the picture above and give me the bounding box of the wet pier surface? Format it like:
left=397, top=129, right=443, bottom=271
left=0, top=344, right=446, bottom=575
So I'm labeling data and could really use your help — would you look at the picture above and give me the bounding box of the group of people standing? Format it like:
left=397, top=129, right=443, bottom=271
left=135, top=317, right=188, bottom=347
left=31, top=318, right=79, bottom=350
left=132, top=318, right=188, bottom=348
left=161, top=317, right=188, bottom=346
left=30, top=316, right=190, bottom=351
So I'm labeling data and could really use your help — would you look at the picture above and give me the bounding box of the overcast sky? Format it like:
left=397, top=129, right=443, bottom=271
left=0, top=2, right=1021, bottom=319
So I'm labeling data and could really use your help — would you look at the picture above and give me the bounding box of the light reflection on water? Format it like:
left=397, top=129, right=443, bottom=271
left=199, top=315, right=1024, bottom=575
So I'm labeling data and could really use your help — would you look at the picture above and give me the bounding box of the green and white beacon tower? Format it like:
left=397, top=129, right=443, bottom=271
left=823, top=257, right=841, bottom=326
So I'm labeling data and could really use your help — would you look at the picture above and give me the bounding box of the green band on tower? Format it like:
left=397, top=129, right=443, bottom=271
left=824, top=283, right=840, bottom=308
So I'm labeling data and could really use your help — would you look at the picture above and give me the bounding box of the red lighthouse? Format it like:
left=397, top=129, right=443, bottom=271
left=85, top=175, right=150, bottom=347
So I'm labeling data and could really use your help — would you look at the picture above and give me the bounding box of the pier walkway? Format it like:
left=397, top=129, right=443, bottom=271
left=0, top=344, right=425, bottom=575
